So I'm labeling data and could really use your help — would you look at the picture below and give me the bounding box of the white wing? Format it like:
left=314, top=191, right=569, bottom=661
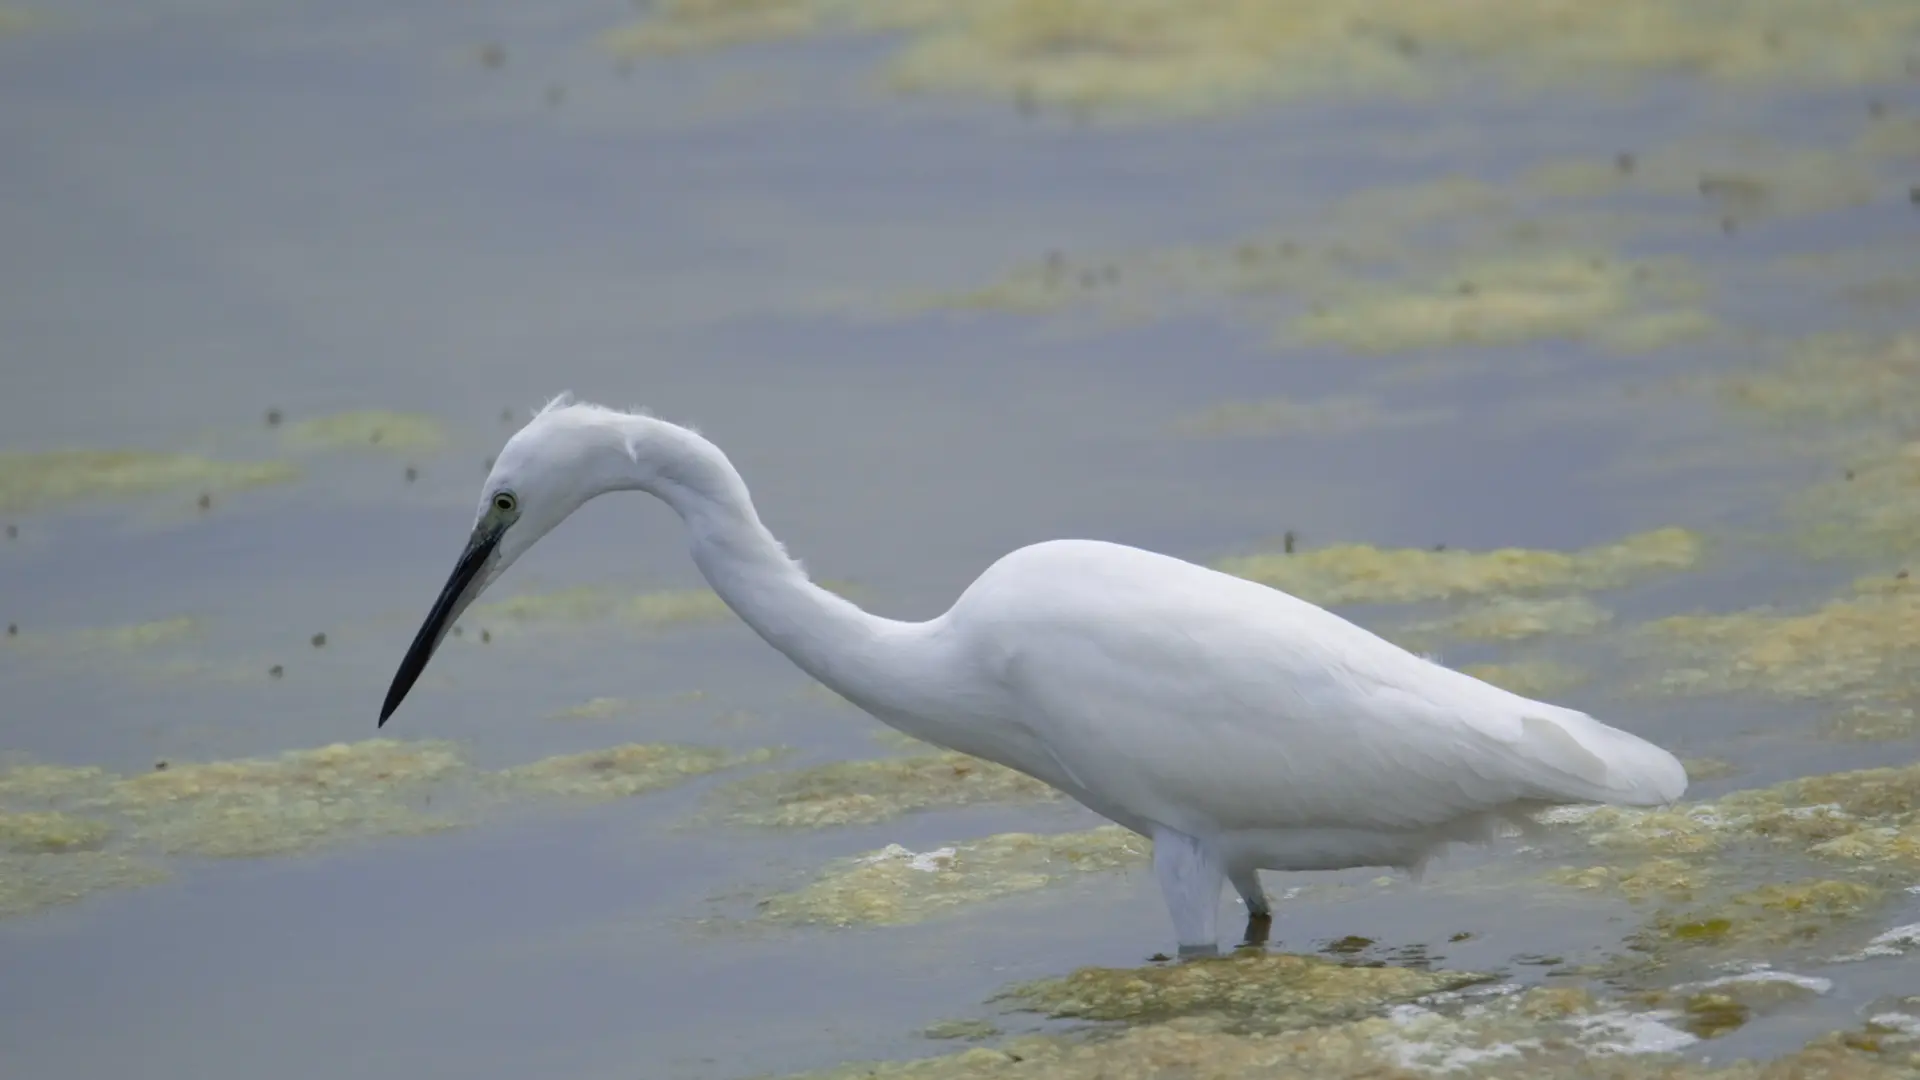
left=950, top=540, right=1685, bottom=838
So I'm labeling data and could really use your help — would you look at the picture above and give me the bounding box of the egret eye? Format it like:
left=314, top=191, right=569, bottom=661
left=493, top=491, right=517, bottom=513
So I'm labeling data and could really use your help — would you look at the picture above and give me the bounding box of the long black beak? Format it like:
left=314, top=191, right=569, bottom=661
left=379, top=523, right=501, bottom=727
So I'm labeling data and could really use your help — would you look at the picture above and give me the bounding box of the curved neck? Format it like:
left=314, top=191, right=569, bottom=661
left=618, top=417, right=934, bottom=714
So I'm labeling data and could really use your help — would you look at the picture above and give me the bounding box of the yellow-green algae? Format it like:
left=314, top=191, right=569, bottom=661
left=1707, top=335, right=1920, bottom=560
left=0, top=761, right=112, bottom=803
left=548, top=696, right=634, bottom=720
left=0, top=811, right=111, bottom=853
left=1720, top=334, right=1920, bottom=428
left=758, top=826, right=1145, bottom=927
left=0, top=739, right=782, bottom=919
left=713, top=750, right=1059, bottom=829
left=0, top=449, right=296, bottom=514
left=1856, top=115, right=1920, bottom=161
left=491, top=743, right=783, bottom=800
left=602, top=0, right=1920, bottom=119
left=1458, top=660, right=1590, bottom=699
left=1641, top=572, right=1920, bottom=711
left=1290, top=252, right=1713, bottom=354
left=472, top=585, right=730, bottom=628
left=788, top=977, right=1920, bottom=1079
left=1217, top=527, right=1700, bottom=606
left=1682, top=758, right=1739, bottom=781
left=278, top=410, right=446, bottom=453
left=111, top=739, right=469, bottom=857
left=921, top=1019, right=1001, bottom=1041
left=1406, top=595, right=1612, bottom=644
left=1637, top=970, right=1837, bottom=1040
left=999, top=949, right=1485, bottom=1030
left=1637, top=880, right=1885, bottom=950
left=0, top=853, right=170, bottom=920
left=1537, top=762, right=1920, bottom=968
left=1544, top=857, right=1703, bottom=903
left=1564, top=762, right=1920, bottom=865
left=1526, top=136, right=1882, bottom=224
left=1169, top=395, right=1451, bottom=439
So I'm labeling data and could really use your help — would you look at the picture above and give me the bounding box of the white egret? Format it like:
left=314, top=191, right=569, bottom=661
left=381, top=395, right=1687, bottom=957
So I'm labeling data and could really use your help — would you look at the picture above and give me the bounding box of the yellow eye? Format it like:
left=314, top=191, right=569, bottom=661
left=493, top=491, right=517, bottom=513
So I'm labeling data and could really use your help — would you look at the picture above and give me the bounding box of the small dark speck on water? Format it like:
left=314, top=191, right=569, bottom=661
left=369, top=430, right=383, bottom=445
left=6, top=623, right=16, bottom=637
left=1721, top=217, right=1738, bottom=235
left=154, top=760, right=168, bottom=771
left=1283, top=530, right=1297, bottom=554
left=452, top=626, right=464, bottom=638
left=268, top=664, right=284, bottom=679
left=1615, top=152, right=1636, bottom=174
left=1147, top=952, right=1171, bottom=963
left=544, top=85, right=566, bottom=108
left=480, top=629, right=492, bottom=644
left=480, top=42, right=505, bottom=68
left=484, top=456, right=495, bottom=471
left=310, top=633, right=327, bottom=648
left=1897, top=570, right=1909, bottom=580
left=1014, top=85, right=1037, bottom=116
left=500, top=408, right=514, bottom=424
left=1449, top=931, right=1474, bottom=942
left=404, top=466, right=418, bottom=483
left=196, top=493, right=212, bottom=511
left=1458, top=281, right=1478, bottom=295
left=1909, top=186, right=1919, bottom=206
left=264, top=408, right=282, bottom=427
left=1847, top=468, right=1857, bottom=480
left=4, top=523, right=15, bottom=539
left=1432, top=543, right=1447, bottom=552
left=1869, top=99, right=1886, bottom=118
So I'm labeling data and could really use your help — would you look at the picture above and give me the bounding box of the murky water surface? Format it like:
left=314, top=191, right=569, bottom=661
left=4, top=2, right=1920, bottom=1078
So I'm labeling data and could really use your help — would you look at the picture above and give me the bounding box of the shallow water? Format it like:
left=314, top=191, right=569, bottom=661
left=3, top=2, right=1920, bottom=1078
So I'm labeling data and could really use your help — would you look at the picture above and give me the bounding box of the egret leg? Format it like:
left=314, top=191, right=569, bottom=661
left=1152, top=828, right=1223, bottom=959
left=1229, top=866, right=1272, bottom=947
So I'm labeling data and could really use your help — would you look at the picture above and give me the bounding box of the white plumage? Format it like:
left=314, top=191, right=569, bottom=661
left=380, top=397, right=1687, bottom=956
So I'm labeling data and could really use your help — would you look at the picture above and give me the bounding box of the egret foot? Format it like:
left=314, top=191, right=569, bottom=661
left=1177, top=942, right=1221, bottom=960
left=1240, top=911, right=1273, bottom=948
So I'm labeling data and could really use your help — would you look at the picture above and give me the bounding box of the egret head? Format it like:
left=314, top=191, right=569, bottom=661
left=379, top=394, right=641, bottom=727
